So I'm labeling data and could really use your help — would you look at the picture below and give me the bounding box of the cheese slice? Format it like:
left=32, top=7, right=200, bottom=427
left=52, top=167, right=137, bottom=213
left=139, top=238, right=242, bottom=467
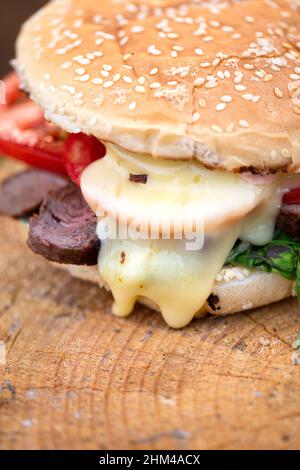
left=81, top=144, right=298, bottom=328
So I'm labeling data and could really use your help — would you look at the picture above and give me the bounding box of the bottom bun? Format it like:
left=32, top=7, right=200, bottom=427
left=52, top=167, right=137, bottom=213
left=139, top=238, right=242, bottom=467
left=57, top=263, right=295, bottom=318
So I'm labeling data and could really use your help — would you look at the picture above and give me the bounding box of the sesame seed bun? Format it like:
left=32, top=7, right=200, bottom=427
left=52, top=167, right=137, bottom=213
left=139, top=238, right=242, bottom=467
left=16, top=0, right=300, bottom=172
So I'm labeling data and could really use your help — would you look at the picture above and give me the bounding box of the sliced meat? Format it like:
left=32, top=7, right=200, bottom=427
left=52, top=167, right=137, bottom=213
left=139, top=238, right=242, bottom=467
left=28, top=184, right=100, bottom=266
left=0, top=169, right=68, bottom=218
left=276, top=204, right=300, bottom=241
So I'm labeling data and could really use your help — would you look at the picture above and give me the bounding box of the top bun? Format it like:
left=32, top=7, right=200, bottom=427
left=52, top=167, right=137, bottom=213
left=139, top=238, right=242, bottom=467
left=16, top=0, right=300, bottom=172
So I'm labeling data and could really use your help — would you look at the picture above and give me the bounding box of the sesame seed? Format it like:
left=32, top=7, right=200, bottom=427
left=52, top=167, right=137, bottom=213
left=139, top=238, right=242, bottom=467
left=167, top=81, right=177, bottom=86
left=205, top=35, right=215, bottom=42
left=282, top=42, right=292, bottom=49
left=193, top=77, right=205, bottom=86
left=192, top=112, right=200, bottom=122
left=131, top=25, right=145, bottom=33
left=56, top=48, right=67, bottom=56
left=216, top=103, right=226, bottom=111
left=93, top=14, right=103, bottom=24
left=239, top=120, right=250, bottom=128
left=138, top=76, right=146, bottom=85
left=77, top=58, right=90, bottom=65
left=170, top=51, right=178, bottom=58
left=113, top=73, right=121, bottom=82
left=235, top=84, right=247, bottom=92
left=274, top=87, right=283, bottom=98
left=148, top=44, right=162, bottom=56
left=242, top=93, right=254, bottom=101
left=74, top=19, right=83, bottom=28
left=173, top=45, right=184, bottom=52
left=60, top=61, right=72, bottom=70
left=95, top=38, right=104, bottom=46
left=200, top=62, right=211, bottom=68
left=103, top=64, right=113, bottom=72
left=75, top=68, right=85, bottom=75
left=92, top=78, right=103, bottom=85
left=119, top=37, right=129, bottom=47
left=234, top=73, right=244, bottom=84
left=195, top=48, right=204, bottom=56
left=149, top=82, right=161, bottom=89
left=89, top=116, right=98, bottom=126
left=271, top=150, right=278, bottom=160
left=168, top=33, right=179, bottom=39
left=255, top=70, right=265, bottom=79
left=93, top=96, right=104, bottom=107
left=135, top=85, right=146, bottom=93
left=264, top=74, right=273, bottom=82
left=221, top=95, right=232, bottom=103
left=227, top=123, right=235, bottom=133
left=211, top=124, right=222, bottom=134
left=60, top=85, right=76, bottom=95
left=123, top=75, right=132, bottom=84
left=128, top=101, right=136, bottom=110
left=75, top=74, right=90, bottom=82
left=290, top=74, right=300, bottom=80
left=205, top=81, right=217, bottom=89
left=223, top=25, right=234, bottom=33
left=150, top=67, right=158, bottom=76
left=198, top=98, right=206, bottom=108
left=95, top=31, right=115, bottom=40
left=101, top=70, right=110, bottom=78
left=123, top=54, right=132, bottom=61
left=103, top=81, right=114, bottom=88
left=212, top=58, right=220, bottom=67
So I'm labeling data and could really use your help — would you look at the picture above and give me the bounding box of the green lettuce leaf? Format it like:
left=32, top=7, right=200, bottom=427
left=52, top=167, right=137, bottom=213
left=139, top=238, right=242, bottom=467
left=226, top=231, right=300, bottom=302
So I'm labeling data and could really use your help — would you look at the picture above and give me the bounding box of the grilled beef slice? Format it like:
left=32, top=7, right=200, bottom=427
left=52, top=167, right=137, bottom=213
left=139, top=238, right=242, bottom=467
left=276, top=204, right=300, bottom=241
left=0, top=169, right=68, bottom=218
left=28, top=184, right=100, bottom=266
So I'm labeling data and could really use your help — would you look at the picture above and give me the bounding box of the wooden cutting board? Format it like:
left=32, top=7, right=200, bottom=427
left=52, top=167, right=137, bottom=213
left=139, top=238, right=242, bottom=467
left=0, top=159, right=300, bottom=450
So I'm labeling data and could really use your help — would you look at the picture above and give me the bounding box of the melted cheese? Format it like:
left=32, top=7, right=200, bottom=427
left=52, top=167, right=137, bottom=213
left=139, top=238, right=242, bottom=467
left=81, top=144, right=298, bottom=328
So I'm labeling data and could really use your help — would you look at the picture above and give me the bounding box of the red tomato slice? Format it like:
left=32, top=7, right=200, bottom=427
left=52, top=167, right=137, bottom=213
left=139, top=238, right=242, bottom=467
left=0, top=72, right=22, bottom=108
left=0, top=73, right=105, bottom=178
left=283, top=188, right=300, bottom=205
left=0, top=72, right=67, bottom=174
left=0, top=139, right=66, bottom=174
left=64, top=133, right=106, bottom=185
left=0, top=101, right=44, bottom=132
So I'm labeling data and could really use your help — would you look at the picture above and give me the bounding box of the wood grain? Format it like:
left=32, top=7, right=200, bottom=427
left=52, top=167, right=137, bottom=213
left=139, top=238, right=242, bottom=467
left=0, top=161, right=300, bottom=450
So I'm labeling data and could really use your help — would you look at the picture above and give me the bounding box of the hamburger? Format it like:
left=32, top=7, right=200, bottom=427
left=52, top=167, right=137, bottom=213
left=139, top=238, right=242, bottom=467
left=0, top=0, right=300, bottom=328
